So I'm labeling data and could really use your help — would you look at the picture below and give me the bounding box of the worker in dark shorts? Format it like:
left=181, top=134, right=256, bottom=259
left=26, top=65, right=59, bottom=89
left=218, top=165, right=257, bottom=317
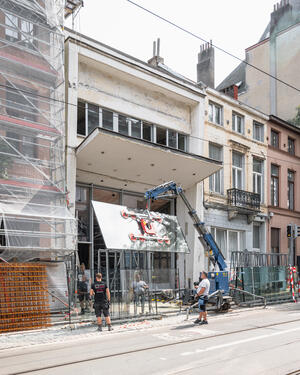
left=194, top=271, right=210, bottom=325
left=90, top=273, right=113, bottom=331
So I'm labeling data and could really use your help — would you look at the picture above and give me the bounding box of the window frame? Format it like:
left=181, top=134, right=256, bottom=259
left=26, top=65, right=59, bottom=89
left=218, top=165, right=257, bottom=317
left=253, top=121, right=264, bottom=142
left=252, top=224, right=261, bottom=251
left=252, top=157, right=264, bottom=203
left=288, top=137, right=295, bottom=156
left=270, top=129, right=279, bottom=148
left=232, top=151, right=244, bottom=190
left=232, top=112, right=245, bottom=135
left=5, top=12, right=35, bottom=50
left=209, top=143, right=223, bottom=194
left=287, top=169, right=295, bottom=210
left=77, top=101, right=187, bottom=151
left=208, top=101, right=223, bottom=126
left=270, top=164, right=279, bottom=207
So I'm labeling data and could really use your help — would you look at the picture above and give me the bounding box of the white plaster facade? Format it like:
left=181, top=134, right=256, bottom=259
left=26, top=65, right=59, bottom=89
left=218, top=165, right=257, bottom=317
left=64, top=29, right=218, bottom=286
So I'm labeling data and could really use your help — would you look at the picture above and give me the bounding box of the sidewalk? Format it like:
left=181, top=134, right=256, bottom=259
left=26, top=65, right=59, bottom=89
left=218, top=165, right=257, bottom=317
left=0, top=305, right=271, bottom=352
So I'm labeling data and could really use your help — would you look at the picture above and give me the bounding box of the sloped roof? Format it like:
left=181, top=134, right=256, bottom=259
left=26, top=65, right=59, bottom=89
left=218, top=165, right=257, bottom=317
left=216, top=62, right=246, bottom=91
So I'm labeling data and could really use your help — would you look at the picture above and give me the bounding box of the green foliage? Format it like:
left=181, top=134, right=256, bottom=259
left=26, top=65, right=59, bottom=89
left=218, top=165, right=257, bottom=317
left=290, top=106, right=300, bottom=126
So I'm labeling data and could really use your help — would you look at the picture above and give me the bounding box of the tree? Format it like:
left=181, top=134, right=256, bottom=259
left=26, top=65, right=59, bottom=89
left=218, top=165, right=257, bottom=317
left=290, top=106, right=300, bottom=126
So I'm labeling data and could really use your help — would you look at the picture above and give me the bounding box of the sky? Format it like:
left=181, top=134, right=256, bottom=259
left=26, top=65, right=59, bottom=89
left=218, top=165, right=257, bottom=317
left=66, top=0, right=277, bottom=86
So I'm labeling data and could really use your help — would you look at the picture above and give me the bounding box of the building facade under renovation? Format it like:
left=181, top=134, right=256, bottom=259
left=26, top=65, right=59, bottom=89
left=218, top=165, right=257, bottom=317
left=0, top=0, right=76, bottom=331
left=64, top=29, right=222, bottom=317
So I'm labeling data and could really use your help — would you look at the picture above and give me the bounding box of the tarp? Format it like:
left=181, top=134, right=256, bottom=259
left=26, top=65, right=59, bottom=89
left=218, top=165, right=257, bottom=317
left=92, top=201, right=189, bottom=253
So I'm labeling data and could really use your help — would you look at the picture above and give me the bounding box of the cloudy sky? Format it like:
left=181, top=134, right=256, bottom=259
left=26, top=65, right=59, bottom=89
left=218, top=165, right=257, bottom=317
left=66, top=0, right=277, bottom=86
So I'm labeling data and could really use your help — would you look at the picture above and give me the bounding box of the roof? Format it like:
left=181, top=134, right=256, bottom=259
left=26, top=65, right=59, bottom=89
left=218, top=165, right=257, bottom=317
left=64, top=28, right=205, bottom=96
left=216, top=62, right=246, bottom=92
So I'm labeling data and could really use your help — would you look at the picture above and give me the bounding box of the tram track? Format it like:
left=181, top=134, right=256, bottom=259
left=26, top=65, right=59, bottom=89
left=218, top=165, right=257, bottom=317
left=4, top=317, right=300, bottom=375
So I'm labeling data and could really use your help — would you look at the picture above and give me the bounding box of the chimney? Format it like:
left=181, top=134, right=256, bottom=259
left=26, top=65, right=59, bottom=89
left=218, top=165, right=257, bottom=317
left=270, top=0, right=292, bottom=34
left=148, top=38, right=164, bottom=67
left=197, top=40, right=215, bottom=88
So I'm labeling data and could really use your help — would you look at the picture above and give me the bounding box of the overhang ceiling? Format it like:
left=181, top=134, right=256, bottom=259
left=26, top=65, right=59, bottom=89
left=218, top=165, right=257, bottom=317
left=76, top=128, right=221, bottom=193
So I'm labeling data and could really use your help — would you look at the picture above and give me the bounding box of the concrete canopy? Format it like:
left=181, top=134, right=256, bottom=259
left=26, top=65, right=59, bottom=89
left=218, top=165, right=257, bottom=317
left=76, top=128, right=222, bottom=193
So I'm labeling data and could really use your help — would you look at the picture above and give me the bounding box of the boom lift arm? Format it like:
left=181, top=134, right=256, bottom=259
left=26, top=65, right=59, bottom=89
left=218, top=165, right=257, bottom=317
left=145, top=181, right=227, bottom=271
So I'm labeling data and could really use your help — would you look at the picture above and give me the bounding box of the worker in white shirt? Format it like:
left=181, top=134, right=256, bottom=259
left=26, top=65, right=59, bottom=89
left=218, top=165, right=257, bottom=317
left=194, top=271, right=210, bottom=325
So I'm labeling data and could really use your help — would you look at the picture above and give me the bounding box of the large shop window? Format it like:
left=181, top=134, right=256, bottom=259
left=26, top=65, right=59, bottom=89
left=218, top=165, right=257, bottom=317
left=76, top=186, right=90, bottom=242
left=211, top=227, right=245, bottom=260
left=77, top=100, right=187, bottom=151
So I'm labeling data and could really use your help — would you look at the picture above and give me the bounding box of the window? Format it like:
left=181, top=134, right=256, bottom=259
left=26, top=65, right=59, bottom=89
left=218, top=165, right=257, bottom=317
left=5, top=13, right=18, bottom=42
left=77, top=101, right=86, bottom=135
left=142, top=122, right=152, bottom=141
left=271, top=129, right=279, bottom=148
left=271, top=164, right=279, bottom=206
left=253, top=225, right=260, bottom=250
left=288, top=137, right=295, bottom=155
left=211, top=228, right=227, bottom=259
left=271, top=228, right=280, bottom=253
left=288, top=170, right=295, bottom=210
left=156, top=127, right=167, bottom=146
left=228, top=231, right=238, bottom=257
left=211, top=227, right=245, bottom=260
left=87, top=103, right=99, bottom=134
left=232, top=112, right=244, bottom=134
left=209, top=143, right=223, bottom=194
left=178, top=133, right=186, bottom=151
left=131, top=118, right=141, bottom=138
left=118, top=114, right=129, bottom=135
left=208, top=102, right=223, bottom=125
left=6, top=132, right=36, bottom=159
left=232, top=151, right=244, bottom=189
left=20, top=20, right=34, bottom=48
left=253, top=121, right=264, bottom=142
left=5, top=13, right=35, bottom=49
left=76, top=101, right=188, bottom=151
left=168, top=130, right=177, bottom=148
left=6, top=83, right=37, bottom=122
left=253, top=158, right=263, bottom=202
left=102, top=109, right=113, bottom=130
left=76, top=186, right=90, bottom=242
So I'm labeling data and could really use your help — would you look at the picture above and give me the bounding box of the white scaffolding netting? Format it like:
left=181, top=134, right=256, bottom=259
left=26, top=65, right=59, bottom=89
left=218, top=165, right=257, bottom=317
left=0, top=0, right=76, bottom=261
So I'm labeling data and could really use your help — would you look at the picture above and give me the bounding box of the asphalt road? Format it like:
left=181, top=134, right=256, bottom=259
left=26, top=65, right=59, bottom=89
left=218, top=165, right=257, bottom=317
left=1, top=304, right=300, bottom=375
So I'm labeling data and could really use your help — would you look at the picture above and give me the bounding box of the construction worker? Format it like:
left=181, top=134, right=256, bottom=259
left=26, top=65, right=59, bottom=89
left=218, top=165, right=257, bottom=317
left=90, top=273, right=113, bottom=332
left=194, top=271, right=210, bottom=325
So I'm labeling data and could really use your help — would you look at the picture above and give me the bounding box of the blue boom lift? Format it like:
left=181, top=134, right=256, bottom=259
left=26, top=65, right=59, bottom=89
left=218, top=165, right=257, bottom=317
left=145, top=181, right=231, bottom=312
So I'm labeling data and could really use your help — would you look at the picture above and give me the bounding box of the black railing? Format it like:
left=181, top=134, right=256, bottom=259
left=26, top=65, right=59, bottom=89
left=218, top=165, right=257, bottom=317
left=227, top=188, right=260, bottom=211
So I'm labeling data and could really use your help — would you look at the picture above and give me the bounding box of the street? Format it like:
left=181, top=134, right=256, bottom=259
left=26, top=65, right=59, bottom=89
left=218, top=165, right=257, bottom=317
left=1, top=304, right=300, bottom=375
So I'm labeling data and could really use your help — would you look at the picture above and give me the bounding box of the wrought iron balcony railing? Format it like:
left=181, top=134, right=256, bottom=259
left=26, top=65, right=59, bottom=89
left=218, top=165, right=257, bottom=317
left=227, top=188, right=260, bottom=211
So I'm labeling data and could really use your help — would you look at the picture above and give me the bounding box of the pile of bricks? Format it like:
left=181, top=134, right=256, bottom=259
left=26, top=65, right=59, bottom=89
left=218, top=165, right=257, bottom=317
left=0, top=263, right=51, bottom=333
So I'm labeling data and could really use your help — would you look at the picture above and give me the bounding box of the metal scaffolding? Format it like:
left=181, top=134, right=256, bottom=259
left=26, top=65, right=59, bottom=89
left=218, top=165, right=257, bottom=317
left=0, top=0, right=76, bottom=261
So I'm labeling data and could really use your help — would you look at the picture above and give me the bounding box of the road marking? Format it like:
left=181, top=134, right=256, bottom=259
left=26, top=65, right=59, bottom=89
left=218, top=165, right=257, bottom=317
left=187, top=328, right=218, bottom=335
left=180, top=326, right=300, bottom=356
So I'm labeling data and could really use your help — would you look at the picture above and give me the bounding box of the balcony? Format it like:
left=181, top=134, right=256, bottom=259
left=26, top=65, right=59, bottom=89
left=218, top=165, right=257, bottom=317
left=227, top=188, right=260, bottom=212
